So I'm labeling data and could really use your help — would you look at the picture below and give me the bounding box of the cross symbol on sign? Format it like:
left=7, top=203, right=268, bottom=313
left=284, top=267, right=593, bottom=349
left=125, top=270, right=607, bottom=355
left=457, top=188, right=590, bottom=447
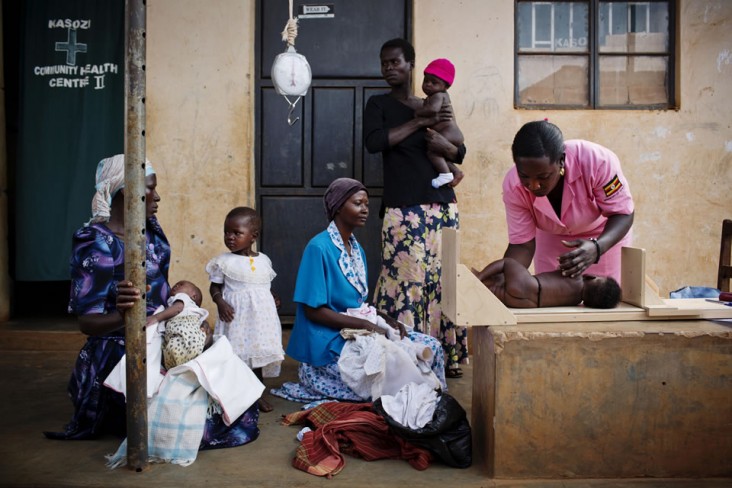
left=55, top=28, right=87, bottom=66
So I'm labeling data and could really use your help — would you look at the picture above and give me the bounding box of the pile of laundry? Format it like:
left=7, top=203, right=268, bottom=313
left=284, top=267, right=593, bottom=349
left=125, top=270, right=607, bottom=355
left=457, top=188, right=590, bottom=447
left=282, top=382, right=472, bottom=478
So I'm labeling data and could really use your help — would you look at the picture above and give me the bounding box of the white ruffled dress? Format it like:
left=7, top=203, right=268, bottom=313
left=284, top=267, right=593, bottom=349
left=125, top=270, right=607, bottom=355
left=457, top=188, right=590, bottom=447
left=206, top=252, right=284, bottom=378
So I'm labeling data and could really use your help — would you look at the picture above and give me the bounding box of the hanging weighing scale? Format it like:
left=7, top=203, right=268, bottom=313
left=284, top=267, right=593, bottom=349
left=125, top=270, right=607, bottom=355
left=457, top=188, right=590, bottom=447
left=271, top=0, right=312, bottom=126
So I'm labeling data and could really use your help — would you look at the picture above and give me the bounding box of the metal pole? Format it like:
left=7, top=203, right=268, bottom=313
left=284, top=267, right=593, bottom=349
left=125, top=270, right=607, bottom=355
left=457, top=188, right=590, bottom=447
left=124, top=0, right=148, bottom=472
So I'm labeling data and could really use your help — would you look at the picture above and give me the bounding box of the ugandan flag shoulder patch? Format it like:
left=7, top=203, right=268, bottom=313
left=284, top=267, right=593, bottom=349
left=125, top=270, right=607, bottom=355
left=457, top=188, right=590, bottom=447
left=603, top=174, right=623, bottom=198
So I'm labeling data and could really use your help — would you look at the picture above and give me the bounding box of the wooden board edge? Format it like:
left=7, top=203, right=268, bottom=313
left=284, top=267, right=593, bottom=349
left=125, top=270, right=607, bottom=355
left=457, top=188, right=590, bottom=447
left=456, top=264, right=517, bottom=326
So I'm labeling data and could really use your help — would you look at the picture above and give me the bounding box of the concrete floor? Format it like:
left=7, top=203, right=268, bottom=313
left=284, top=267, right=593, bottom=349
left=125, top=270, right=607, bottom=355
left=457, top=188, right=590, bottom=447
left=1, top=318, right=730, bottom=488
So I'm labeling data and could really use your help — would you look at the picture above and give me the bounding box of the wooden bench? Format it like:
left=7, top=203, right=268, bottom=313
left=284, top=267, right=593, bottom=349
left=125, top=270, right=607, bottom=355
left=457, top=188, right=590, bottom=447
left=441, top=228, right=732, bottom=478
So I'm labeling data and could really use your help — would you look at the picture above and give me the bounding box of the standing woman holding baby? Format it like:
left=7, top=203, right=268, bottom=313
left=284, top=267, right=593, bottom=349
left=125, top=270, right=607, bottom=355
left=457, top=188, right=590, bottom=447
left=364, top=38, right=469, bottom=378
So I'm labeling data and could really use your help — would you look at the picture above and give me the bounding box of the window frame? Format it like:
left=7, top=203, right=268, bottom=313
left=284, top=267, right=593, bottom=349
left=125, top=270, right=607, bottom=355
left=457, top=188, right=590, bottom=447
left=514, top=0, right=676, bottom=110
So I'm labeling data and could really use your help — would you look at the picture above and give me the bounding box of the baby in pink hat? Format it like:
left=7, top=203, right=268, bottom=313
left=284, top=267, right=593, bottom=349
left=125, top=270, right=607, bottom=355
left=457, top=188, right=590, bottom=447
left=416, top=58, right=465, bottom=188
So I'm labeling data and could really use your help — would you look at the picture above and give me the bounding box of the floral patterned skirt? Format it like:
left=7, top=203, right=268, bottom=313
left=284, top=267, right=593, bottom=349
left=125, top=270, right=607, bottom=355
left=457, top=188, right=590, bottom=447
left=374, top=203, right=469, bottom=370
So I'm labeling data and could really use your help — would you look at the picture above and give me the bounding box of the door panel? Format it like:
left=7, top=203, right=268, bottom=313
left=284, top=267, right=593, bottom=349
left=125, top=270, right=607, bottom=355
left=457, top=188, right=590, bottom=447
left=260, top=197, right=323, bottom=312
left=257, top=0, right=411, bottom=318
left=261, top=88, right=304, bottom=187
left=312, top=87, right=355, bottom=186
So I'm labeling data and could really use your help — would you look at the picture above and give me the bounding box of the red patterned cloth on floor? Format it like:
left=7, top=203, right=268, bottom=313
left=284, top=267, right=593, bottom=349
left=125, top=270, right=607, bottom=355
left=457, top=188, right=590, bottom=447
left=282, top=402, right=432, bottom=477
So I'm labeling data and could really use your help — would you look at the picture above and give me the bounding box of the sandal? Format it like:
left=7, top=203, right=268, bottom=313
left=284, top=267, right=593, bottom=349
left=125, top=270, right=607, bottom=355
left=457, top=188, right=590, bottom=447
left=445, top=367, right=463, bottom=379
left=257, top=398, right=274, bottom=413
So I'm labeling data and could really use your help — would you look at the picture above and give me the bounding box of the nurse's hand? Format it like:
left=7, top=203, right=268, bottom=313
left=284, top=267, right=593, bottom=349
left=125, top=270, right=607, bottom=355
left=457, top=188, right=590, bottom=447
left=559, top=239, right=598, bottom=277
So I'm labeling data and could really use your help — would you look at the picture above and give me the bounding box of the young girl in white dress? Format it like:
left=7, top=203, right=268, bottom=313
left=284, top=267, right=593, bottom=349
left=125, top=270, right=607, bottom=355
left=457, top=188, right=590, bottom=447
left=206, top=207, right=284, bottom=412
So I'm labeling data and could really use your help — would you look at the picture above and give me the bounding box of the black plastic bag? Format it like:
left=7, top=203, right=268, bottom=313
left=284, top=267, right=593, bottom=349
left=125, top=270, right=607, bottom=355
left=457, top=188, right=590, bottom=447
left=373, top=393, right=472, bottom=468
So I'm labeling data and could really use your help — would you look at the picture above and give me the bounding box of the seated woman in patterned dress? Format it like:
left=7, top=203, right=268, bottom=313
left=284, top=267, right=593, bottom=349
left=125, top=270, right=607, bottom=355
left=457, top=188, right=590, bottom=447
left=272, top=178, right=447, bottom=404
left=44, top=154, right=259, bottom=450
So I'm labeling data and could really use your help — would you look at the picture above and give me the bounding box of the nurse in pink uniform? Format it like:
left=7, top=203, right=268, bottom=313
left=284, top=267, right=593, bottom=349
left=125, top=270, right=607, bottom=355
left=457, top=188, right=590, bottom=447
left=502, top=120, right=634, bottom=284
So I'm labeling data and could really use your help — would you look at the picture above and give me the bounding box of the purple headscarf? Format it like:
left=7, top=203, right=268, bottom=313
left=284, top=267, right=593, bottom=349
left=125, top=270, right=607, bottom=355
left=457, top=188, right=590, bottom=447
left=323, top=178, right=367, bottom=221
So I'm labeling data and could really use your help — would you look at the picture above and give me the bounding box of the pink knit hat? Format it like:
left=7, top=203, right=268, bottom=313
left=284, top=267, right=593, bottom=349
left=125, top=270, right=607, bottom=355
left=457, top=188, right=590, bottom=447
left=424, top=58, right=455, bottom=86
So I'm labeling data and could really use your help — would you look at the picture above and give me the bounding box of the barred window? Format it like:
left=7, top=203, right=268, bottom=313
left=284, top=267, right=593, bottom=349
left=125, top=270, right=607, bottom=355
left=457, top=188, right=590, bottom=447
left=515, top=1, right=675, bottom=109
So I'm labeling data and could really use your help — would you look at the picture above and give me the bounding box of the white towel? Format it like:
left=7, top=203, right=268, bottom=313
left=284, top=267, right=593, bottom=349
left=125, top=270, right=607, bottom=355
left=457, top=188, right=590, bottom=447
left=103, top=310, right=166, bottom=399
left=341, top=304, right=433, bottom=373
left=380, top=382, right=440, bottom=430
left=177, top=336, right=264, bottom=425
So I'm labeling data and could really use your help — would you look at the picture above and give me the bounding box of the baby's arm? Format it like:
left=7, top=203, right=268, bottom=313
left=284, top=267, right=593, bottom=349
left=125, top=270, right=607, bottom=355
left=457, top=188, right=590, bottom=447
left=146, top=300, right=184, bottom=326
left=440, top=92, right=464, bottom=145
left=414, top=92, right=446, bottom=118
left=210, top=282, right=235, bottom=323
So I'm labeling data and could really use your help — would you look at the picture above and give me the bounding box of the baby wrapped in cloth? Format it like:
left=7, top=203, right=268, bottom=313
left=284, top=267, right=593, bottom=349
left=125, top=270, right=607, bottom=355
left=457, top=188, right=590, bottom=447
left=160, top=292, right=210, bottom=370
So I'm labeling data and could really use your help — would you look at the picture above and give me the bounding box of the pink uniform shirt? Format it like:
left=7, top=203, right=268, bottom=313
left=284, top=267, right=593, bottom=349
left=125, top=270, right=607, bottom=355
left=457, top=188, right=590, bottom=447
left=502, top=139, right=634, bottom=283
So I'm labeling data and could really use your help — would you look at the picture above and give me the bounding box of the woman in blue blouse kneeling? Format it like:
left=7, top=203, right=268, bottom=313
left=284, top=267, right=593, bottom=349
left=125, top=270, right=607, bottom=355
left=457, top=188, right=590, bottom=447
left=273, top=178, right=447, bottom=403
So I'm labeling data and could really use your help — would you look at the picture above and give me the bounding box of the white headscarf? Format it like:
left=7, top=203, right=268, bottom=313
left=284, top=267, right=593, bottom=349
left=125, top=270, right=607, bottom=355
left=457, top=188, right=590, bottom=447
left=88, top=154, right=155, bottom=224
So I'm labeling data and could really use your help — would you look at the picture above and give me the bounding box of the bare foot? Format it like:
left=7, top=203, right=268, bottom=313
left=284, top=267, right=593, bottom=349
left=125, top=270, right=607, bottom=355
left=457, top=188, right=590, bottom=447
left=257, top=397, right=273, bottom=413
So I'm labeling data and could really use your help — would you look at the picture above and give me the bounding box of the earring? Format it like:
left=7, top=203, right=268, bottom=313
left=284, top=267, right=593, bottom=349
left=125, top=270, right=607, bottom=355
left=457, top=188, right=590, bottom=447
left=559, top=166, right=565, bottom=177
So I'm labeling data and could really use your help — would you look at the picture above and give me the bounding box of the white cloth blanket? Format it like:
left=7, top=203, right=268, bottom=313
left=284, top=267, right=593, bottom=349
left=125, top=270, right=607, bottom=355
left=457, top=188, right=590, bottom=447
left=342, top=304, right=434, bottom=371
left=104, top=336, right=264, bottom=468
left=104, top=313, right=166, bottom=398
left=338, top=333, right=440, bottom=400
left=380, top=381, right=440, bottom=430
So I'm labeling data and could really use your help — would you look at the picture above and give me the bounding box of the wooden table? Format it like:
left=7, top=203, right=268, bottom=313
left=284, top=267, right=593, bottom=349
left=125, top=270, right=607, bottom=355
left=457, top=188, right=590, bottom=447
left=442, top=229, right=732, bottom=478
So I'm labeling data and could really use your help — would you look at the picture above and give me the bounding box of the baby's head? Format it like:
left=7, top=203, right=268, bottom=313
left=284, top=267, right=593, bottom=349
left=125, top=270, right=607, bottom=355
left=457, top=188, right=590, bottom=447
left=225, top=207, right=261, bottom=233
left=171, top=280, right=203, bottom=306
left=224, top=206, right=262, bottom=254
left=422, top=58, right=455, bottom=96
left=581, top=275, right=621, bottom=309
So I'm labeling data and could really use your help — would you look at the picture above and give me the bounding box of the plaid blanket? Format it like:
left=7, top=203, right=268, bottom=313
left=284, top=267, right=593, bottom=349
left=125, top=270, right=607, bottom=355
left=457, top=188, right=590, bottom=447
left=106, top=368, right=208, bottom=468
left=283, top=402, right=432, bottom=477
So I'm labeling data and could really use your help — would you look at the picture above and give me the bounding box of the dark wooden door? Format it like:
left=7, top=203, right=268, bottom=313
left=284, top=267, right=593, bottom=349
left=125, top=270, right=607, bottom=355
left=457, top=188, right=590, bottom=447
left=256, top=0, right=411, bottom=319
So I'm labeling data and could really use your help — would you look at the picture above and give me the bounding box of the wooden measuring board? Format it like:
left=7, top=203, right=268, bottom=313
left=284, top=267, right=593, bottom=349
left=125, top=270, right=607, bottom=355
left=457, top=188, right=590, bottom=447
left=442, top=227, right=515, bottom=326
left=620, top=246, right=732, bottom=318
left=441, top=228, right=732, bottom=326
